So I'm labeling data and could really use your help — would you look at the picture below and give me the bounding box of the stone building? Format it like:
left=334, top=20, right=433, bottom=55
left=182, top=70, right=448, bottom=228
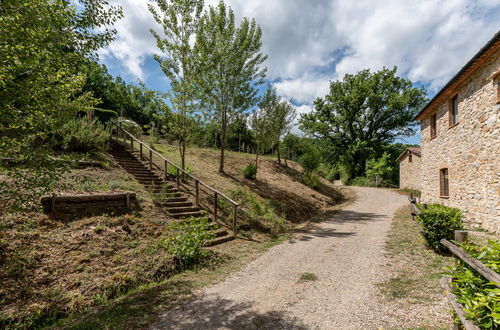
left=415, top=31, right=500, bottom=233
left=396, top=147, right=421, bottom=191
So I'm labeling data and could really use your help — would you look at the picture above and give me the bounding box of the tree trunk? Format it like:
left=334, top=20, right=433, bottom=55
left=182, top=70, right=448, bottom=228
left=276, top=140, right=281, bottom=164
left=219, top=110, right=227, bottom=173
left=255, top=146, right=259, bottom=169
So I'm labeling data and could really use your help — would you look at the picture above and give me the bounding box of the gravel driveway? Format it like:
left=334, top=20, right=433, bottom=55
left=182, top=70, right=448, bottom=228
left=152, top=187, right=407, bottom=329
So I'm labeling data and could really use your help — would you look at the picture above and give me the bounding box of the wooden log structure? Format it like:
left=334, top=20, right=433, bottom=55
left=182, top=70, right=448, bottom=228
left=40, top=192, right=137, bottom=219
left=440, top=239, right=500, bottom=287
left=78, top=160, right=103, bottom=168
left=440, top=277, right=480, bottom=330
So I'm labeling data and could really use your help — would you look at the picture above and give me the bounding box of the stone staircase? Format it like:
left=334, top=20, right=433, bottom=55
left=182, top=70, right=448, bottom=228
left=109, top=141, right=234, bottom=246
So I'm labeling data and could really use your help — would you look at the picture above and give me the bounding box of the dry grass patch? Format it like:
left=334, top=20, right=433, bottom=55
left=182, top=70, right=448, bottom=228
left=377, top=206, right=454, bottom=328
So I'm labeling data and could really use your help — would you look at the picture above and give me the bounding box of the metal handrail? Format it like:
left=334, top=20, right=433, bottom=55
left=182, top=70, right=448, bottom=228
left=114, top=125, right=239, bottom=234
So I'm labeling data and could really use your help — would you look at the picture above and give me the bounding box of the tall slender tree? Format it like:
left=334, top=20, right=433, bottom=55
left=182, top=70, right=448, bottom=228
left=195, top=0, right=267, bottom=173
left=148, top=0, right=204, bottom=171
left=261, top=86, right=297, bottom=164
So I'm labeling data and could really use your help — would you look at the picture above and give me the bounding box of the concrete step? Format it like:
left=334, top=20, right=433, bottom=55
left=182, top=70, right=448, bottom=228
left=170, top=211, right=204, bottom=219
left=166, top=206, right=199, bottom=214
left=162, top=200, right=191, bottom=207
left=166, top=196, right=190, bottom=203
left=206, top=234, right=235, bottom=247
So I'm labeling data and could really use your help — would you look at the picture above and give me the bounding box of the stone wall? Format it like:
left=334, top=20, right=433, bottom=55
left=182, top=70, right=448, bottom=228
left=420, top=53, right=500, bottom=233
left=399, top=152, right=421, bottom=191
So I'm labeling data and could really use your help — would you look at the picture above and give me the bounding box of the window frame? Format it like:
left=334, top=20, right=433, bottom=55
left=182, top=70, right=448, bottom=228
left=439, top=168, right=449, bottom=198
left=449, top=94, right=459, bottom=127
left=430, top=113, right=437, bottom=139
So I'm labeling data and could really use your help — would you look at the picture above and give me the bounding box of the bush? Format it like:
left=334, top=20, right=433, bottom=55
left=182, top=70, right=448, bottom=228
left=120, top=119, right=142, bottom=138
left=229, top=188, right=286, bottom=234
left=349, top=176, right=372, bottom=187
left=162, top=216, right=216, bottom=267
left=447, top=240, right=499, bottom=328
left=56, top=118, right=110, bottom=153
left=242, top=163, right=257, bottom=179
left=299, top=145, right=321, bottom=173
left=417, top=204, right=464, bottom=252
left=303, top=172, right=320, bottom=188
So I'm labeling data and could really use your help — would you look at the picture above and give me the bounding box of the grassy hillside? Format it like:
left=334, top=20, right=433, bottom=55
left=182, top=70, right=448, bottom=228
left=0, top=141, right=344, bottom=328
left=150, top=140, right=343, bottom=222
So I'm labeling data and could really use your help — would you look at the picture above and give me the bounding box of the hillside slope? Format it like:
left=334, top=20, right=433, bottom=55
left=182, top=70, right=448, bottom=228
left=151, top=141, right=343, bottom=222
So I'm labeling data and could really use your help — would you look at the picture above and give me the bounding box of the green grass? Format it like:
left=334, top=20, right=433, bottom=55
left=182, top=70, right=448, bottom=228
left=298, top=272, right=318, bottom=282
left=50, top=234, right=289, bottom=329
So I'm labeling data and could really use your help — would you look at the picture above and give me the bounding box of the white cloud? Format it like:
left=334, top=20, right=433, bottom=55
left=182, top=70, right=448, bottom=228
left=274, top=76, right=331, bottom=104
left=100, top=0, right=500, bottom=111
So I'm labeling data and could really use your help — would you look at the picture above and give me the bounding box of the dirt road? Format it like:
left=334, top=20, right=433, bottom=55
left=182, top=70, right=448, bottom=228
left=152, top=187, right=407, bottom=329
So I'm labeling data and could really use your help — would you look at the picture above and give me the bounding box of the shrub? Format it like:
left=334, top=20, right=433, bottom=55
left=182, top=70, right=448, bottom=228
left=303, top=172, right=320, bottom=188
left=365, top=152, right=393, bottom=187
left=57, top=118, right=110, bottom=153
left=120, top=119, right=142, bottom=138
left=242, top=163, right=257, bottom=179
left=162, top=216, right=216, bottom=267
left=326, top=165, right=339, bottom=182
left=299, top=145, right=321, bottom=173
left=447, top=240, right=499, bottom=328
left=417, top=204, right=464, bottom=252
left=349, top=176, right=372, bottom=187
left=229, top=188, right=286, bottom=234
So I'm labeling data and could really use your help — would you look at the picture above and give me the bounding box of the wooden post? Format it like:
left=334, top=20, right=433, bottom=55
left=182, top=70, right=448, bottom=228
left=195, top=180, right=200, bottom=206
left=233, top=204, right=238, bottom=235
left=214, top=192, right=218, bottom=222
left=126, top=192, right=130, bottom=208
left=454, top=230, right=468, bottom=243
left=149, top=150, right=152, bottom=169
left=51, top=193, right=56, bottom=215
left=140, top=144, right=143, bottom=160
left=164, top=160, right=168, bottom=181
left=176, top=168, right=180, bottom=189
left=130, top=136, right=133, bottom=151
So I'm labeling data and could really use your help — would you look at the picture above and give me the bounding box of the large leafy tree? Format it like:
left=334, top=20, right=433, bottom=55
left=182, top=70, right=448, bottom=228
left=195, top=0, right=267, bottom=173
left=300, top=67, right=427, bottom=179
left=0, top=0, right=122, bottom=155
left=0, top=0, right=122, bottom=212
left=148, top=0, right=204, bottom=171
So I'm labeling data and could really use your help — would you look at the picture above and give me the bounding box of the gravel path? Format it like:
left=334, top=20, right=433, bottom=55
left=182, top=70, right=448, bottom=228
left=152, top=187, right=407, bottom=329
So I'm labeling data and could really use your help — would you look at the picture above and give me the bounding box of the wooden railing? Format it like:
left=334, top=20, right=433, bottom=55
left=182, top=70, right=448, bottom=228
left=114, top=125, right=239, bottom=235
left=440, top=233, right=500, bottom=330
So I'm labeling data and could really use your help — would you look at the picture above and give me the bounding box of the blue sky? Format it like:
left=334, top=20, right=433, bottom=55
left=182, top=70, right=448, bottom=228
left=99, top=0, right=500, bottom=146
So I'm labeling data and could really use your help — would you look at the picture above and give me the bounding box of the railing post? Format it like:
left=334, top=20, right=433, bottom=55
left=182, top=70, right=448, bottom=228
left=149, top=150, right=152, bottom=169
left=214, top=192, right=218, bottom=222
left=130, top=135, right=133, bottom=150
left=140, top=144, right=143, bottom=161
left=176, top=168, right=180, bottom=189
left=195, top=180, right=200, bottom=206
left=233, top=204, right=238, bottom=236
left=164, top=160, right=168, bottom=181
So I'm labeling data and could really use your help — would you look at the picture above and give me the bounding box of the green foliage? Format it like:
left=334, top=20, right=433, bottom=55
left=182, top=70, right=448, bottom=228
left=300, top=67, right=427, bottom=180
left=195, top=0, right=267, bottom=172
left=303, top=172, right=320, bottom=188
left=299, top=143, right=321, bottom=173
left=365, top=152, right=393, bottom=186
left=417, top=204, right=464, bottom=252
left=229, top=188, right=286, bottom=234
left=349, top=176, right=372, bottom=187
left=56, top=118, right=110, bottom=153
left=0, top=0, right=122, bottom=157
left=162, top=217, right=216, bottom=266
left=447, top=240, right=500, bottom=328
left=149, top=0, right=203, bottom=171
left=120, top=119, right=142, bottom=138
left=242, top=163, right=257, bottom=179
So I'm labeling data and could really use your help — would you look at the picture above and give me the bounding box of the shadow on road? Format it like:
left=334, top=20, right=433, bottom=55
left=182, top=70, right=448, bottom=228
left=152, top=294, right=308, bottom=330
left=288, top=209, right=386, bottom=243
